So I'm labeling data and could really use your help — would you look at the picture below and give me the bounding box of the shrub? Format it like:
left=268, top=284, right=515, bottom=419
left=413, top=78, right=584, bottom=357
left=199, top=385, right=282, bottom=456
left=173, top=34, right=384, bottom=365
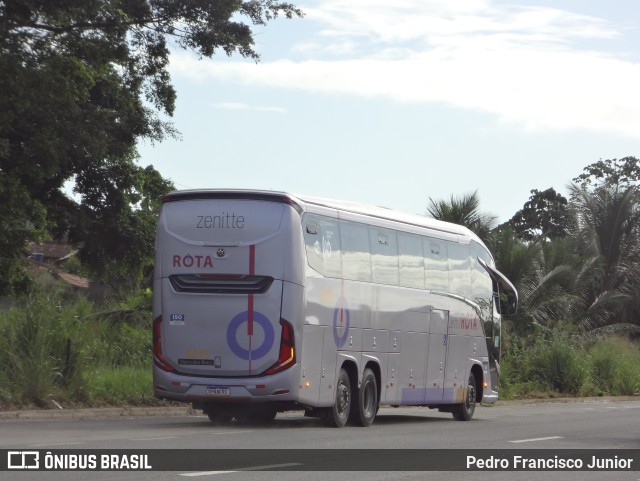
left=536, top=337, right=586, bottom=394
left=0, top=289, right=152, bottom=407
left=589, top=337, right=640, bottom=396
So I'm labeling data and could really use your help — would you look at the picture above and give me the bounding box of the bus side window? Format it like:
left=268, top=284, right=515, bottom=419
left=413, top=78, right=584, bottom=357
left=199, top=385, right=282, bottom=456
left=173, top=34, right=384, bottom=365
left=447, top=242, right=471, bottom=298
left=340, top=220, right=371, bottom=282
left=370, top=227, right=399, bottom=286
left=424, top=239, right=449, bottom=292
left=303, top=214, right=342, bottom=278
left=398, top=233, right=424, bottom=289
left=470, top=241, right=493, bottom=317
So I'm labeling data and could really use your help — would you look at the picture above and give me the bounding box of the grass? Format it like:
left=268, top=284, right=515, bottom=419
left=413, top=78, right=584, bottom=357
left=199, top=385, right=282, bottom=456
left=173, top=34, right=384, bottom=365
left=0, top=288, right=153, bottom=409
left=83, top=366, right=155, bottom=406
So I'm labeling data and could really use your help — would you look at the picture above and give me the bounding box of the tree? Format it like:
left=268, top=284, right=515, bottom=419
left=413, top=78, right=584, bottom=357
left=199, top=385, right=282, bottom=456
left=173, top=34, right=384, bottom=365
left=568, top=183, right=640, bottom=331
left=507, top=188, right=572, bottom=241
left=426, top=190, right=497, bottom=244
left=0, top=175, right=47, bottom=293
left=570, top=157, right=640, bottom=331
left=0, top=1, right=303, bottom=294
left=573, top=156, right=640, bottom=188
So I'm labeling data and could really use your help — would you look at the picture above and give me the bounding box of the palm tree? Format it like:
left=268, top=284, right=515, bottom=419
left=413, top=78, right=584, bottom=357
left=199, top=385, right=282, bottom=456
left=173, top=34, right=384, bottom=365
left=490, top=226, right=579, bottom=335
left=426, top=190, right=497, bottom=245
left=568, top=183, right=640, bottom=332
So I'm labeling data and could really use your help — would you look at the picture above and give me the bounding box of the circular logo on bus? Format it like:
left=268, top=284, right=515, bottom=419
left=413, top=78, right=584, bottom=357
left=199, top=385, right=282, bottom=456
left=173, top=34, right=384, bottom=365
left=226, top=311, right=275, bottom=361
left=332, top=297, right=350, bottom=348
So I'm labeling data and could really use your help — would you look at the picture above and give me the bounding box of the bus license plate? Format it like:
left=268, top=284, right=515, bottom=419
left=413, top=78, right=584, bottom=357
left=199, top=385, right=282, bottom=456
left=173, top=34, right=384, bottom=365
left=206, top=386, right=230, bottom=396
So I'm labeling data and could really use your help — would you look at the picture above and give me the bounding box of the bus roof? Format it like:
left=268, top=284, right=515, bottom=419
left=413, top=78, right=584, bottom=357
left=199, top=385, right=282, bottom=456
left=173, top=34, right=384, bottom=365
left=163, top=188, right=486, bottom=247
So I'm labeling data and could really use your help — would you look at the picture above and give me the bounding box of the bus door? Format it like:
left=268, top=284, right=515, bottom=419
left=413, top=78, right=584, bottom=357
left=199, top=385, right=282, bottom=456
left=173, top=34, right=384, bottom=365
left=425, top=308, right=449, bottom=403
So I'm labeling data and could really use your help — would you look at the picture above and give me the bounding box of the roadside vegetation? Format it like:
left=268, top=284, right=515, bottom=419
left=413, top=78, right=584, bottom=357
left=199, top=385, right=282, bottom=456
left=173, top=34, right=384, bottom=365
left=501, top=335, right=640, bottom=399
left=0, top=287, right=155, bottom=409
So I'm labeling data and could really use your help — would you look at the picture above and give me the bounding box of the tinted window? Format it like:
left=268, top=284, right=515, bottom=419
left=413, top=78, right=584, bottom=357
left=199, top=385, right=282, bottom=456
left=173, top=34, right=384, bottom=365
left=340, top=221, right=371, bottom=282
left=370, top=227, right=399, bottom=285
left=424, top=239, right=449, bottom=291
left=398, top=232, right=424, bottom=288
left=303, top=214, right=341, bottom=278
left=448, top=242, right=471, bottom=298
left=471, top=241, right=494, bottom=318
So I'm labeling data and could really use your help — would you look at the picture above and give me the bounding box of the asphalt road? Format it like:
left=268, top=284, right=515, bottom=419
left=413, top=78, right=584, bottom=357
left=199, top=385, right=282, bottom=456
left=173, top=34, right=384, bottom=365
left=1, top=399, right=639, bottom=481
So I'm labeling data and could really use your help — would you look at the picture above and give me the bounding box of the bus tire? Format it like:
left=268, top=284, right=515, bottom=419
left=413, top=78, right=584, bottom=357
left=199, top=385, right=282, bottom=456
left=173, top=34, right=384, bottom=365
left=323, top=368, right=351, bottom=428
left=206, top=410, right=234, bottom=425
left=452, top=372, right=476, bottom=421
left=352, top=368, right=378, bottom=427
left=236, top=406, right=277, bottom=425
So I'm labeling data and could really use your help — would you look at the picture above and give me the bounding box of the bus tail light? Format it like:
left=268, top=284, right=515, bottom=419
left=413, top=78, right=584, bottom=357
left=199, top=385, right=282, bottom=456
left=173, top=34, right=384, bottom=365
left=264, top=319, right=296, bottom=375
left=153, top=316, right=175, bottom=372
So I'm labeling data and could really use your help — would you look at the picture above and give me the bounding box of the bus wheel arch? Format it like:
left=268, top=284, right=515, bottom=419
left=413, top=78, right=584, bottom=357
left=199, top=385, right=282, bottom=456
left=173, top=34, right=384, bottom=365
left=470, top=364, right=483, bottom=403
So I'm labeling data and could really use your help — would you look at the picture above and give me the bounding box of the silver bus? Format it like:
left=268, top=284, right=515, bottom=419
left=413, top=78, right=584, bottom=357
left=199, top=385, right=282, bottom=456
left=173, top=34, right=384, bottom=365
left=153, top=190, right=517, bottom=427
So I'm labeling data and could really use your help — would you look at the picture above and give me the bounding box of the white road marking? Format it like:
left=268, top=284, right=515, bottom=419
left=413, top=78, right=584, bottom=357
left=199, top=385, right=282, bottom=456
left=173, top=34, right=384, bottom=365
left=510, top=436, right=563, bottom=444
left=129, top=436, right=178, bottom=441
left=179, top=463, right=302, bottom=476
left=30, top=442, right=85, bottom=447
left=206, top=430, right=254, bottom=435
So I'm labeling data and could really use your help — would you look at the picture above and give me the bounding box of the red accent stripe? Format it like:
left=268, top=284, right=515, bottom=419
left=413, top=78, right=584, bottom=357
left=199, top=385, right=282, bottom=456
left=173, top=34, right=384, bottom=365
left=248, top=245, right=256, bottom=365
left=249, top=245, right=255, bottom=275
left=248, top=294, right=254, bottom=336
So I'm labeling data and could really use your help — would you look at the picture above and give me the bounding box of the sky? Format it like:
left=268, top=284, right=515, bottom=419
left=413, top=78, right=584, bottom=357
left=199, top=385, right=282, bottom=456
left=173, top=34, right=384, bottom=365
left=137, top=0, right=640, bottom=223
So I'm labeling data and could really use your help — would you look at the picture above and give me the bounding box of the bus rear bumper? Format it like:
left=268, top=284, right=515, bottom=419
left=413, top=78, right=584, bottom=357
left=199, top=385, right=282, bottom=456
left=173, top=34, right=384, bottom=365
left=153, top=365, right=300, bottom=404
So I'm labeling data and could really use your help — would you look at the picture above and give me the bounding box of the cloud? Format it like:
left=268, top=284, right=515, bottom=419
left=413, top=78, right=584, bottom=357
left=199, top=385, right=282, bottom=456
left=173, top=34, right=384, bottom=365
left=212, top=102, right=287, bottom=113
left=171, top=0, right=640, bottom=138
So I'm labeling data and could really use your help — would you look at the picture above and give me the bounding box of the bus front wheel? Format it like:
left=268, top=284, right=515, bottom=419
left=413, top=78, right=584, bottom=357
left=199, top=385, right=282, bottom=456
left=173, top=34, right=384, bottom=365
left=323, top=368, right=351, bottom=427
left=452, top=372, right=476, bottom=421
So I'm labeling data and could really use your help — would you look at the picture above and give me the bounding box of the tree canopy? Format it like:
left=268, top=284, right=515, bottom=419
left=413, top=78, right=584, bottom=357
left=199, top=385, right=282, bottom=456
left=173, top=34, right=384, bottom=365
left=507, top=188, right=571, bottom=241
left=573, top=156, right=640, bottom=188
left=0, top=0, right=302, bottom=294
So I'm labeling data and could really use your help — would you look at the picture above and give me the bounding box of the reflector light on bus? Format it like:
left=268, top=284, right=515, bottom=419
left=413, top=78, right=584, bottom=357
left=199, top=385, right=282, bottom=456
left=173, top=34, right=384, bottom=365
left=272, top=389, right=290, bottom=395
left=263, top=319, right=296, bottom=375
left=153, top=316, right=175, bottom=372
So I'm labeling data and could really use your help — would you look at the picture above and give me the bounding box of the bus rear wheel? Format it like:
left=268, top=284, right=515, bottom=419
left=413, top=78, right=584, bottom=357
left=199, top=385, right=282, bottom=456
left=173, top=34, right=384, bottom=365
left=205, top=407, right=234, bottom=425
left=352, top=368, right=378, bottom=427
left=236, top=406, right=277, bottom=425
left=452, top=372, right=476, bottom=421
left=323, top=368, right=351, bottom=427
